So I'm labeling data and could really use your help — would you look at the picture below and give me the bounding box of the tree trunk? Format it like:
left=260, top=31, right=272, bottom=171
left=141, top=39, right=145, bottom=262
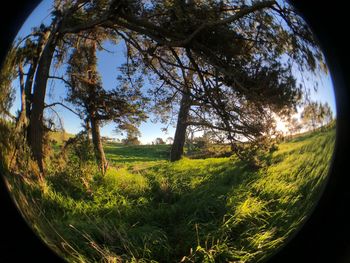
left=17, top=32, right=49, bottom=135
left=16, top=63, right=27, bottom=131
left=170, top=91, right=191, bottom=162
left=24, top=63, right=35, bottom=120
left=24, top=31, right=51, bottom=122
left=28, top=32, right=56, bottom=173
left=90, top=116, right=108, bottom=175
left=25, top=56, right=42, bottom=120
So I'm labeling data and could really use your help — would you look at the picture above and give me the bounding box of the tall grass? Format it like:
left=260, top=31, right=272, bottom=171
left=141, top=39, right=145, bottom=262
left=3, top=125, right=335, bottom=262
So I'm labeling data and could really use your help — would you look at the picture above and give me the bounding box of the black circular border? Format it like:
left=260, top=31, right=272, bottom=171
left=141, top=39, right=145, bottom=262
left=268, top=1, right=350, bottom=262
left=0, top=1, right=349, bottom=262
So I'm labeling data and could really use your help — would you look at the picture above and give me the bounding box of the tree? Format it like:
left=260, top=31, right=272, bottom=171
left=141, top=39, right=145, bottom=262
left=154, top=138, right=165, bottom=145
left=287, top=117, right=303, bottom=136
left=22, top=0, right=116, bottom=172
left=191, top=135, right=210, bottom=152
left=301, top=102, right=319, bottom=131
left=184, top=126, right=202, bottom=153
left=11, top=0, right=327, bottom=169
left=66, top=36, right=146, bottom=175
left=166, top=137, right=174, bottom=145
left=113, top=0, right=326, bottom=164
left=28, top=25, right=60, bottom=173
left=14, top=26, right=51, bottom=132
left=170, top=81, right=192, bottom=160
left=0, top=46, right=16, bottom=120
left=122, top=131, right=141, bottom=145
left=320, top=102, right=333, bottom=127
left=66, top=41, right=108, bottom=174
left=301, top=101, right=333, bottom=131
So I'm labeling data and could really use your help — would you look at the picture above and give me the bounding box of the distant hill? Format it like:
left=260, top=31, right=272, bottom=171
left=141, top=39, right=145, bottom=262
left=49, top=131, right=75, bottom=145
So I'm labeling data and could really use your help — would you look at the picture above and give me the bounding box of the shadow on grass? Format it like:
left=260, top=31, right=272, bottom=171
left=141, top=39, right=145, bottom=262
left=117, top=159, right=257, bottom=261
left=5, top=125, right=336, bottom=263
left=34, top=156, right=256, bottom=262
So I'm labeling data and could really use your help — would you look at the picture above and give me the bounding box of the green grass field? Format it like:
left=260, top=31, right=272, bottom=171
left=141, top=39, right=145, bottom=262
left=104, top=143, right=171, bottom=164
left=5, top=125, right=335, bottom=263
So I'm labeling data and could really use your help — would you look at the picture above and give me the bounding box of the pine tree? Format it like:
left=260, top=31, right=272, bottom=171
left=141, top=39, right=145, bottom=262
left=66, top=38, right=146, bottom=175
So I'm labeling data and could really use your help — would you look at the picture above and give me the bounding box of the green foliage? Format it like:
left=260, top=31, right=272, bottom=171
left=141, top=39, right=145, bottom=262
left=301, top=101, right=334, bottom=130
left=5, top=125, right=335, bottom=263
left=0, top=119, right=15, bottom=159
left=190, top=136, right=210, bottom=152
left=0, top=47, right=16, bottom=116
left=154, top=137, right=165, bottom=145
left=122, top=134, right=141, bottom=146
left=66, top=41, right=148, bottom=135
left=68, top=132, right=95, bottom=164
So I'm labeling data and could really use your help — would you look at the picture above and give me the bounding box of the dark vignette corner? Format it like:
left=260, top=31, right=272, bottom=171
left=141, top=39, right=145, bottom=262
left=0, top=1, right=349, bottom=263
left=267, top=1, right=350, bottom=263
left=0, top=1, right=65, bottom=262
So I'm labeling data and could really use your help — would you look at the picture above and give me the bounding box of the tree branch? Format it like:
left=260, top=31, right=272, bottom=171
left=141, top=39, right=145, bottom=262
left=48, top=75, right=73, bottom=88
left=2, top=110, right=16, bottom=121
left=44, top=102, right=80, bottom=117
left=212, top=1, right=276, bottom=26
left=186, top=120, right=239, bottom=134
left=118, top=1, right=275, bottom=47
left=60, top=13, right=111, bottom=34
left=45, top=106, right=65, bottom=131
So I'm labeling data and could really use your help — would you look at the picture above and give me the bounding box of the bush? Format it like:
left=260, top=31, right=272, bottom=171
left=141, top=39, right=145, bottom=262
left=193, top=137, right=208, bottom=150
left=186, top=136, right=210, bottom=153
left=122, top=136, right=141, bottom=145
left=62, top=131, right=95, bottom=163
left=154, top=138, right=165, bottom=145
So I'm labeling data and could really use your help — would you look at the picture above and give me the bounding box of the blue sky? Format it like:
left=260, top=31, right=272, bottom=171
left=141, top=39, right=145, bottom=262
left=41, top=39, right=175, bottom=144
left=10, top=0, right=337, bottom=144
left=11, top=0, right=175, bottom=144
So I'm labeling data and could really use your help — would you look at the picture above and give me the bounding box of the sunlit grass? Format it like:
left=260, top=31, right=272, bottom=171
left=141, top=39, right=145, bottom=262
left=104, top=167, right=150, bottom=195
left=104, top=143, right=170, bottom=164
left=4, top=124, right=335, bottom=262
